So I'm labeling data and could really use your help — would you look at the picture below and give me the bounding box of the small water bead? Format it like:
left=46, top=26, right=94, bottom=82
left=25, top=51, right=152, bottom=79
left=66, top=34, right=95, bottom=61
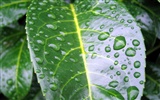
left=127, top=86, right=139, bottom=100
left=29, top=21, right=34, bottom=24
left=39, top=74, right=45, bottom=79
left=125, top=47, right=136, bottom=57
left=93, top=7, right=102, bottom=13
left=113, top=36, right=126, bottom=50
left=116, top=71, right=121, bottom=76
left=36, top=69, right=41, bottom=73
left=110, top=65, right=114, bottom=70
left=134, top=72, right=141, bottom=78
left=109, top=28, right=114, bottom=32
left=46, top=24, right=57, bottom=30
left=37, top=40, right=44, bottom=45
left=110, top=5, right=117, bottom=10
left=105, top=0, right=110, bottom=3
left=34, top=48, right=40, bottom=52
left=35, top=57, right=43, bottom=64
left=124, top=76, right=129, bottom=82
left=120, top=19, right=125, bottom=23
left=56, top=37, right=64, bottom=41
left=50, top=83, right=58, bottom=91
left=127, top=19, right=133, bottom=23
left=100, top=24, right=105, bottom=29
left=105, top=46, right=111, bottom=52
left=114, top=52, right=119, bottom=58
left=7, top=79, right=13, bottom=85
left=139, top=80, right=144, bottom=84
left=91, top=53, right=97, bottom=59
left=75, top=78, right=80, bottom=82
left=88, top=45, right=94, bottom=51
left=114, top=60, right=118, bottom=65
left=48, top=44, right=60, bottom=51
left=109, top=81, right=119, bottom=88
left=85, top=21, right=89, bottom=26
left=98, top=32, right=110, bottom=41
left=121, top=64, right=127, bottom=70
left=47, top=14, right=56, bottom=19
left=132, top=39, right=140, bottom=46
left=134, top=61, right=141, bottom=68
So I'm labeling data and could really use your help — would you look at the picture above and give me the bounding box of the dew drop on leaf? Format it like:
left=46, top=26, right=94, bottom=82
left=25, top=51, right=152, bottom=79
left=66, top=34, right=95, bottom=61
left=127, top=86, right=139, bottom=100
left=134, top=61, right=141, bottom=68
left=113, top=36, right=126, bottom=50
left=109, top=28, right=114, bottom=32
left=88, top=45, right=94, bottom=51
left=105, top=0, right=110, bottom=3
left=47, top=14, right=56, bottom=19
left=7, top=79, right=13, bottom=85
left=109, top=81, right=119, bottom=88
left=114, top=52, right=119, bottom=58
left=48, top=44, right=60, bottom=51
left=132, top=39, right=140, bottom=46
left=110, top=65, right=114, bottom=70
left=124, top=76, right=129, bottom=82
left=50, top=83, right=58, bottom=91
left=46, top=24, right=57, bottom=30
left=37, top=40, right=44, bottom=45
left=36, top=69, right=41, bottom=73
left=127, top=19, right=133, bottom=23
left=91, top=53, right=97, bottom=59
left=120, top=19, right=125, bottom=23
left=134, top=72, right=141, bottom=78
left=110, top=5, right=117, bottom=10
left=114, top=60, right=118, bottom=65
left=98, top=32, right=109, bottom=41
left=105, top=46, right=111, bottom=52
left=125, top=47, right=136, bottom=57
left=35, top=57, right=43, bottom=64
left=100, top=24, right=105, bottom=29
left=39, top=74, right=45, bottom=79
left=116, top=71, right=121, bottom=76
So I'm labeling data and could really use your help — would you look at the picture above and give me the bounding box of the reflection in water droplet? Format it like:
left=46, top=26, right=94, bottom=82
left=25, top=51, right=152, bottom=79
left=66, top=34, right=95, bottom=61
left=114, top=52, right=119, bottom=58
left=46, top=24, right=57, bottom=30
left=125, top=47, right=136, bottom=57
left=39, top=74, right=45, bottom=79
left=134, top=61, right=141, bottom=68
left=124, top=76, right=129, bottom=82
left=132, top=39, right=140, bottom=46
left=98, top=32, right=110, bottom=41
left=7, top=79, right=13, bottom=85
left=109, top=28, right=113, bottom=32
left=105, top=46, right=111, bottom=52
left=120, top=19, right=125, bottom=23
left=100, top=24, right=105, bottom=29
left=127, top=86, right=139, bottom=100
left=114, top=60, right=118, bottom=65
left=110, top=65, right=114, bottom=70
left=121, top=64, right=127, bottom=70
left=116, top=71, right=121, bottom=76
left=88, top=45, right=94, bottom=51
left=50, top=83, right=58, bottom=91
left=134, top=72, right=141, bottom=78
left=127, top=19, right=133, bottom=23
left=113, top=36, right=126, bottom=50
left=48, top=44, right=60, bottom=51
left=109, top=81, right=119, bottom=88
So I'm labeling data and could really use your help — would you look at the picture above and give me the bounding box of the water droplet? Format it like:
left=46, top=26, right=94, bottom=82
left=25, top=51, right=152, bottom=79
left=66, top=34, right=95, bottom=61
left=93, top=7, right=102, bottom=13
left=134, top=61, right=141, bottom=68
left=75, top=78, right=79, bottom=82
left=139, top=80, right=144, bottom=84
left=110, top=5, right=117, bottom=10
left=98, top=32, right=109, bottom=41
left=70, top=58, right=77, bottom=62
left=100, top=24, right=105, bottom=29
left=50, top=83, right=58, bottom=91
left=105, top=46, right=111, bottom=52
left=29, top=21, right=34, bottom=24
left=85, top=21, right=89, bottom=26
left=105, top=0, right=110, bottom=3
left=127, top=19, right=133, bottom=23
left=127, top=86, right=139, bottom=100
left=120, top=19, right=125, bottom=23
left=39, top=74, right=45, bottom=79
left=134, top=72, right=141, bottom=78
left=60, top=15, right=64, bottom=18
left=109, top=28, right=114, bottom=32
left=125, top=47, right=136, bottom=57
left=116, top=71, right=121, bottom=76
left=109, top=81, right=119, bottom=88
left=114, top=60, right=118, bottom=65
left=56, top=37, right=64, bottom=41
left=124, top=76, right=129, bottom=82
left=36, top=69, right=41, bottom=73
left=48, top=44, right=60, bottom=51
left=7, top=79, right=13, bottom=85
left=46, top=24, right=57, bottom=30
left=121, top=64, right=127, bottom=70
left=110, top=65, right=114, bottom=70
left=48, top=14, right=56, bottom=19
left=37, top=40, right=44, bottom=45
left=113, top=36, right=126, bottom=50
left=91, top=53, right=97, bottom=59
left=88, top=45, right=94, bottom=51
left=35, top=57, right=43, bottom=64
left=114, top=52, right=119, bottom=58
left=132, top=39, right=140, bottom=46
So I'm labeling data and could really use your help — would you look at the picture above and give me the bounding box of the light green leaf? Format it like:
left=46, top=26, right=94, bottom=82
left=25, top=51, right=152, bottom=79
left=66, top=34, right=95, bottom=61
left=0, top=27, right=33, bottom=99
left=144, top=62, right=160, bottom=100
left=0, top=0, right=31, bottom=27
left=26, top=0, right=146, bottom=99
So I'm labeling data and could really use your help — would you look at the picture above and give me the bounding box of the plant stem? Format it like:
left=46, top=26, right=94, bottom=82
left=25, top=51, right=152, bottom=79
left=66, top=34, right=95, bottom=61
left=146, top=43, right=160, bottom=55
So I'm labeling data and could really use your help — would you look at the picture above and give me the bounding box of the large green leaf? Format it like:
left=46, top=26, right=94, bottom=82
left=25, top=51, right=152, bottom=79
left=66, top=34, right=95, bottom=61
left=144, top=62, right=160, bottom=100
left=0, top=27, right=33, bottom=99
left=0, top=0, right=31, bottom=27
left=26, top=0, right=146, bottom=99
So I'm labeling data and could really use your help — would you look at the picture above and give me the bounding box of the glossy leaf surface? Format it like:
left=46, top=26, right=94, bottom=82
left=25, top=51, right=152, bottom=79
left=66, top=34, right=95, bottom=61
left=0, top=0, right=30, bottom=27
left=26, top=0, right=145, bottom=99
left=0, top=27, right=33, bottom=99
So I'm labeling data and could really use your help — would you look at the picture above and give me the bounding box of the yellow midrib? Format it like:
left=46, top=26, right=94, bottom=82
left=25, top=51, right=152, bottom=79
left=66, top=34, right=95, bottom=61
left=70, top=4, right=92, bottom=99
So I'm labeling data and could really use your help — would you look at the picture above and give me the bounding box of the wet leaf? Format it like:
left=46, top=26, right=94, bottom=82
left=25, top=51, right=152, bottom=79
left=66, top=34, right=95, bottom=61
left=0, top=27, right=33, bottom=99
left=26, top=0, right=146, bottom=99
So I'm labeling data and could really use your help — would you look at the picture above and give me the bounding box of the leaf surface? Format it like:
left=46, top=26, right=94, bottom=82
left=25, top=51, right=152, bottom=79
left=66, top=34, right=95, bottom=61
left=26, top=0, right=146, bottom=99
left=0, top=27, right=33, bottom=99
left=0, top=0, right=31, bottom=27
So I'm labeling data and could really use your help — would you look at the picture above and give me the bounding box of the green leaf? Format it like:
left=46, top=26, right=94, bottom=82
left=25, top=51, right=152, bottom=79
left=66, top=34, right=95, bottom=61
left=26, top=0, right=146, bottom=99
left=0, top=27, right=33, bottom=99
left=0, top=0, right=31, bottom=27
left=144, top=62, right=160, bottom=100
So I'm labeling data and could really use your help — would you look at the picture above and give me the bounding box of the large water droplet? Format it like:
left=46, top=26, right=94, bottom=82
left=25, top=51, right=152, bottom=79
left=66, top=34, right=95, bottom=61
left=134, top=72, right=141, bottom=78
left=127, top=86, right=139, bottom=100
left=50, top=83, right=58, bottom=91
left=98, top=32, right=109, bottom=41
left=113, top=36, right=126, bottom=50
left=132, top=39, right=140, bottom=46
left=88, top=45, right=94, bottom=51
left=105, top=46, right=111, bottom=52
left=114, top=52, right=119, bottom=58
left=109, top=81, right=119, bottom=88
left=124, top=76, right=129, bottom=82
left=125, top=47, right=136, bottom=57
left=48, top=44, right=60, bottom=51
left=134, top=61, right=141, bottom=68
left=46, top=24, right=57, bottom=30
left=7, top=79, right=13, bottom=85
left=121, top=64, right=127, bottom=70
